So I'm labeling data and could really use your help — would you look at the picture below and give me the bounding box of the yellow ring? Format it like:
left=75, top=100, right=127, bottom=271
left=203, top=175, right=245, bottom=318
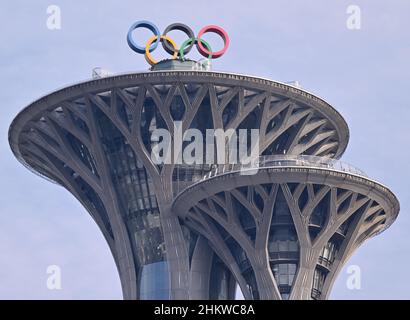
left=145, top=35, right=178, bottom=66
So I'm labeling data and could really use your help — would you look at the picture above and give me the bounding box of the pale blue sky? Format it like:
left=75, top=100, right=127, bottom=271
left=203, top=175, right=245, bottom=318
left=0, top=0, right=409, bottom=299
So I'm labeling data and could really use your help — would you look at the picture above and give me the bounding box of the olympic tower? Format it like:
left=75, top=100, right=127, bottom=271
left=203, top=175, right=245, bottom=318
left=8, top=21, right=399, bottom=300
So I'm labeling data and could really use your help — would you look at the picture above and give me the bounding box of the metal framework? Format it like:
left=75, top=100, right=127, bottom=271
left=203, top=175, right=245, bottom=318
left=9, top=65, right=399, bottom=300
left=174, top=157, right=399, bottom=299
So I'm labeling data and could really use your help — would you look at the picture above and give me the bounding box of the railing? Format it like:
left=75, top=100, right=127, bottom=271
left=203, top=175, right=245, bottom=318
left=201, top=155, right=367, bottom=181
left=172, top=155, right=367, bottom=195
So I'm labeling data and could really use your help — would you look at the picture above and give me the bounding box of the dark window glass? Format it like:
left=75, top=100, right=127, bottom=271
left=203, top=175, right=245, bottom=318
left=139, top=261, right=169, bottom=300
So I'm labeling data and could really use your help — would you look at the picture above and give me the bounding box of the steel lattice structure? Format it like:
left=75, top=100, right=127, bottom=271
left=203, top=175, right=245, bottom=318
left=9, top=62, right=399, bottom=300
left=174, top=157, right=398, bottom=299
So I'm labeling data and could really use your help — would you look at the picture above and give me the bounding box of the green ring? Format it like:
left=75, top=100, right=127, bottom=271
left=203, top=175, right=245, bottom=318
left=179, top=38, right=212, bottom=60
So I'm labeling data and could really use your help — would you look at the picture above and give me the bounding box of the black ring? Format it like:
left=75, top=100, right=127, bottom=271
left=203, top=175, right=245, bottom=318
left=162, top=23, right=195, bottom=56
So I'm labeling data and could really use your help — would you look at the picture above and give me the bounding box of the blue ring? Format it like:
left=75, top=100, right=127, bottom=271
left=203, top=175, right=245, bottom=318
left=127, top=21, right=160, bottom=54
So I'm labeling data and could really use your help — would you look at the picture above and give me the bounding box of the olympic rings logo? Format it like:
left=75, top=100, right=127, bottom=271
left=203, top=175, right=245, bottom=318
left=127, top=21, right=230, bottom=66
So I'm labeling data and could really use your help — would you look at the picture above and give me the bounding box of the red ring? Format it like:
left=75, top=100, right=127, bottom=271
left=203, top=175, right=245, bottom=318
left=197, top=25, right=229, bottom=59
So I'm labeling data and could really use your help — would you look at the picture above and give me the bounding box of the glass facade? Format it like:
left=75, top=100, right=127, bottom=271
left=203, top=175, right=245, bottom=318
left=268, top=187, right=299, bottom=299
left=209, top=257, right=231, bottom=300
left=312, top=267, right=327, bottom=300
left=94, top=105, right=166, bottom=266
left=139, top=261, right=170, bottom=299
left=272, top=263, right=297, bottom=299
left=91, top=103, right=168, bottom=299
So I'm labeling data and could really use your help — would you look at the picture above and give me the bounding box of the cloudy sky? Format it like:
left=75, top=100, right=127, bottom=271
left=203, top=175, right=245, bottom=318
left=0, top=0, right=409, bottom=299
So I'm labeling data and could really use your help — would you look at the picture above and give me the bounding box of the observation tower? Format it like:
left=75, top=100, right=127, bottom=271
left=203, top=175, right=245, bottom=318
left=8, top=21, right=399, bottom=300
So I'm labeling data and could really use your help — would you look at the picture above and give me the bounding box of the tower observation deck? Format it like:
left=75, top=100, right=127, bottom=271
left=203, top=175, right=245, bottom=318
left=8, top=22, right=399, bottom=300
